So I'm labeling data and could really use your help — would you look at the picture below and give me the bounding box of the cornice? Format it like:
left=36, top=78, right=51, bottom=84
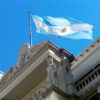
left=0, top=40, right=74, bottom=92
left=30, top=40, right=74, bottom=63
left=72, top=37, right=100, bottom=70
left=0, top=46, right=48, bottom=92
left=43, top=86, right=70, bottom=98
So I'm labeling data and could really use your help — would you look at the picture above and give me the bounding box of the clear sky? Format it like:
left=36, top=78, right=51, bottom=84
left=0, top=0, right=100, bottom=72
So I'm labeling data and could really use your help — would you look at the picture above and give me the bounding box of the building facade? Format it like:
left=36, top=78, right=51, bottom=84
left=0, top=37, right=100, bottom=100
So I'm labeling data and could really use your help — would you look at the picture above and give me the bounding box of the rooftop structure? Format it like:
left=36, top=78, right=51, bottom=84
left=0, top=37, right=100, bottom=100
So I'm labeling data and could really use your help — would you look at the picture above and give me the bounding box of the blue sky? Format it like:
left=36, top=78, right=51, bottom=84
left=0, top=0, right=100, bottom=72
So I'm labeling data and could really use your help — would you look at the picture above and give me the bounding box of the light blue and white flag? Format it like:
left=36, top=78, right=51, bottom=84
left=32, top=15, right=93, bottom=39
left=0, top=71, right=4, bottom=79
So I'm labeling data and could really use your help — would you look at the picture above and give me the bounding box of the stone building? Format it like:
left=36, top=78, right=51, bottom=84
left=0, top=37, right=100, bottom=100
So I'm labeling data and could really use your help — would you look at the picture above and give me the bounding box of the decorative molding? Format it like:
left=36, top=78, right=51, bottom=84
left=27, top=85, right=49, bottom=100
left=43, top=86, right=70, bottom=98
left=72, top=37, right=100, bottom=68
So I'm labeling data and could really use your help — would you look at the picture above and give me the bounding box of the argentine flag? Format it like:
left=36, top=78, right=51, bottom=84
left=0, top=71, right=4, bottom=79
left=32, top=15, right=93, bottom=40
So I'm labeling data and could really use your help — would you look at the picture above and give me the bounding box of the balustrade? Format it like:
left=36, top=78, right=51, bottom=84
left=76, top=65, right=100, bottom=91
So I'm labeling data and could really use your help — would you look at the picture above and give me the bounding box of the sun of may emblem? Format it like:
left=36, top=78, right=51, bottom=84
left=61, top=27, right=67, bottom=33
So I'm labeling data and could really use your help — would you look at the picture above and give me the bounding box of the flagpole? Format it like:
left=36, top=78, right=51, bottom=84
left=29, top=12, right=32, bottom=47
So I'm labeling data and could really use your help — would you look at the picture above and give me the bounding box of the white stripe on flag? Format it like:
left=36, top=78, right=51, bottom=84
left=33, top=19, right=93, bottom=36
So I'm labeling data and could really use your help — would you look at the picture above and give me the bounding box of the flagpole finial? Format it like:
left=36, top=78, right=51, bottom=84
left=29, top=12, right=32, bottom=47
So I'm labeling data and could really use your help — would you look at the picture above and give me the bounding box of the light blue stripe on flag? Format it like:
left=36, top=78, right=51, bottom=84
left=32, top=15, right=93, bottom=40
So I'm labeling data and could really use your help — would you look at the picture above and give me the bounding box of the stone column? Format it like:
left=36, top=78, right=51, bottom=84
left=61, top=57, right=77, bottom=95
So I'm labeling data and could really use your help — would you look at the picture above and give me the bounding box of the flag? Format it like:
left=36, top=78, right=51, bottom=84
left=32, top=15, right=93, bottom=40
left=0, top=71, right=4, bottom=79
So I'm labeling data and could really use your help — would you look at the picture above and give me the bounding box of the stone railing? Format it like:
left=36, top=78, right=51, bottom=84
left=75, top=64, right=100, bottom=96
